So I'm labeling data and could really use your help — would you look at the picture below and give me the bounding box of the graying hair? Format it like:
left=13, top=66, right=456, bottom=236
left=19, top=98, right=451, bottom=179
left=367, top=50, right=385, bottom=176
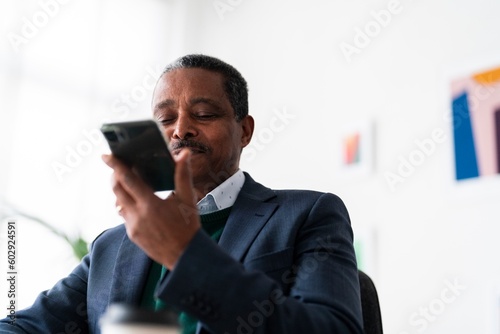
left=162, top=54, right=249, bottom=121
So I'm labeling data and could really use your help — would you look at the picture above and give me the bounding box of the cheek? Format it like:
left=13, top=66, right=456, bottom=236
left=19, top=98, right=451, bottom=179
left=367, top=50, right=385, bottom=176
left=208, top=138, right=237, bottom=164
left=205, top=125, right=242, bottom=157
left=160, top=127, right=173, bottom=141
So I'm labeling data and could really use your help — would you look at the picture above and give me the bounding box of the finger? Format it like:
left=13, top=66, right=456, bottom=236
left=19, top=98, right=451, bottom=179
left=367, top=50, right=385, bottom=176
left=111, top=177, right=135, bottom=208
left=172, top=149, right=197, bottom=206
left=102, top=154, right=113, bottom=166
left=102, top=154, right=154, bottom=202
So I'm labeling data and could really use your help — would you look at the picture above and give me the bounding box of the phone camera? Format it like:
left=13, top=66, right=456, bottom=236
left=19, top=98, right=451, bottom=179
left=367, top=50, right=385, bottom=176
left=103, top=130, right=119, bottom=142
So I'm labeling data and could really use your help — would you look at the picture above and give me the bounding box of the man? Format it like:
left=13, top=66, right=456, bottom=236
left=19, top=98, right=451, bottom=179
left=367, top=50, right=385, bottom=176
left=0, top=54, right=363, bottom=333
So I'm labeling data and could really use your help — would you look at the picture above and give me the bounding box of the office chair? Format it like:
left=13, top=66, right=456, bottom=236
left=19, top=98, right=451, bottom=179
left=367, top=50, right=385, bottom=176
left=358, top=270, right=383, bottom=334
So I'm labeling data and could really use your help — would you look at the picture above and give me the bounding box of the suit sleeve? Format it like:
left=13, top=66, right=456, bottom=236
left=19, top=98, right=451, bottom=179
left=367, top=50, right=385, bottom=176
left=0, top=248, right=92, bottom=333
left=156, top=192, right=364, bottom=334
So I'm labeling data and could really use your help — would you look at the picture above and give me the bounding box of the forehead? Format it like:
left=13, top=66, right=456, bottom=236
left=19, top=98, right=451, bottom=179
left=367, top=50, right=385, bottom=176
left=153, top=68, right=227, bottom=103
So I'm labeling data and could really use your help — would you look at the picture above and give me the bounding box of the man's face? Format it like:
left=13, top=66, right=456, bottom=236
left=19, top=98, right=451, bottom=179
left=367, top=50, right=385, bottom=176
left=152, top=68, right=253, bottom=195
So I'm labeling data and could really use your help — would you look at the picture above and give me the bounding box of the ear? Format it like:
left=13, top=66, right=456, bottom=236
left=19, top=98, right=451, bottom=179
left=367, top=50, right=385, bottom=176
left=239, top=115, right=254, bottom=148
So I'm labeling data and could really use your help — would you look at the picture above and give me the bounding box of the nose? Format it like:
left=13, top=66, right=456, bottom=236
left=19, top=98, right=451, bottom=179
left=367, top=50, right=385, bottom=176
left=172, top=112, right=197, bottom=140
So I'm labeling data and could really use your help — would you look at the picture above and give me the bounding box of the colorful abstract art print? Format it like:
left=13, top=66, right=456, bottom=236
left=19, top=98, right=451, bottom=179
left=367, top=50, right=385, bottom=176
left=339, top=121, right=374, bottom=177
left=344, top=132, right=361, bottom=165
left=450, top=66, right=500, bottom=181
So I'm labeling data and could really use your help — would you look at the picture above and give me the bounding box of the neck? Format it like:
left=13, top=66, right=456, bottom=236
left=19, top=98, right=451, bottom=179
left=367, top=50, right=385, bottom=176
left=194, top=188, right=209, bottom=202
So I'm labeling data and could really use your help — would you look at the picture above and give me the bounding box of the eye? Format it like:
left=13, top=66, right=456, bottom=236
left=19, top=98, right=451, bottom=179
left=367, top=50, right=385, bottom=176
left=155, top=113, right=176, bottom=125
left=194, top=110, right=220, bottom=120
left=158, top=118, right=175, bottom=126
left=197, top=113, right=216, bottom=119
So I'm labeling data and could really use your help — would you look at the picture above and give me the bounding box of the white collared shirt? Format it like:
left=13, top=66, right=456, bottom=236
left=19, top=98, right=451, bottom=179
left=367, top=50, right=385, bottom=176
left=197, top=170, right=245, bottom=214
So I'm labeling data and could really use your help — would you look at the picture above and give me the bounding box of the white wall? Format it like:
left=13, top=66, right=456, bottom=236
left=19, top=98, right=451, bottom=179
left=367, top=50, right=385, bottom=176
left=168, top=1, right=500, bottom=333
left=1, top=0, right=500, bottom=333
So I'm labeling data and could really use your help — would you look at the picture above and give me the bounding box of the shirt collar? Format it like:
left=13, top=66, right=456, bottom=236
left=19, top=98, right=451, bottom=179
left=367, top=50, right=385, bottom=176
left=197, top=170, right=245, bottom=214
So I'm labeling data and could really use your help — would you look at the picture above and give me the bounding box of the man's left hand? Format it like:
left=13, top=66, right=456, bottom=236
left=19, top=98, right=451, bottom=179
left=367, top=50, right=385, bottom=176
left=102, top=149, right=201, bottom=270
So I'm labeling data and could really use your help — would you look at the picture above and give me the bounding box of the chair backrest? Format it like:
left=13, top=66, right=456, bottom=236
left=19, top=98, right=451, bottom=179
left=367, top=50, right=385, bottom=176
left=358, top=270, right=383, bottom=334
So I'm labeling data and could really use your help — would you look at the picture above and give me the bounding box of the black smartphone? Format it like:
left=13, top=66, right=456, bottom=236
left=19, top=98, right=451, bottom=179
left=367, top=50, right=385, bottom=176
left=100, top=120, right=175, bottom=191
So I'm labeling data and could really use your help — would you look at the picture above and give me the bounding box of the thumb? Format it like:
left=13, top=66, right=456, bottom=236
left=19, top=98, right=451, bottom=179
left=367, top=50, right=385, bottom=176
left=173, top=149, right=197, bottom=206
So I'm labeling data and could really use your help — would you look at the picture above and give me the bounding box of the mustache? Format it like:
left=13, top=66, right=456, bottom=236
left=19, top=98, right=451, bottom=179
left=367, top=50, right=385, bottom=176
left=170, top=139, right=211, bottom=153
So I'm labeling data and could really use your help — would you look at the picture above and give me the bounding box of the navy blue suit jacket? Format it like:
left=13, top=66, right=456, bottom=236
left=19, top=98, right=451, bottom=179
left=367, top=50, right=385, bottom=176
left=0, top=174, right=363, bottom=333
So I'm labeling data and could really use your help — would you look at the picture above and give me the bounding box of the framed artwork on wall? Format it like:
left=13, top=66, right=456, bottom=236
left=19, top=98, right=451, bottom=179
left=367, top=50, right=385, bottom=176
left=450, top=66, right=500, bottom=181
left=339, top=120, right=374, bottom=177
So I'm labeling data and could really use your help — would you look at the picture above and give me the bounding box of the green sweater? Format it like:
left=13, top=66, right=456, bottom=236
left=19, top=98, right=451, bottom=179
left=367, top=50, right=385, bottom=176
left=140, top=207, right=232, bottom=333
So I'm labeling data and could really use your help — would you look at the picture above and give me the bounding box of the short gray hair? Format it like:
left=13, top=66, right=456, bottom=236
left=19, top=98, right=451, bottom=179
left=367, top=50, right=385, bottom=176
left=162, top=54, right=249, bottom=121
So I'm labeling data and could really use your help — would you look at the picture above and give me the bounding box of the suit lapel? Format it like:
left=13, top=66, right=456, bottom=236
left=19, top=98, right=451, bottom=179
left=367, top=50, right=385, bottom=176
left=197, top=174, right=277, bottom=334
left=218, top=173, right=278, bottom=262
left=109, top=233, right=152, bottom=305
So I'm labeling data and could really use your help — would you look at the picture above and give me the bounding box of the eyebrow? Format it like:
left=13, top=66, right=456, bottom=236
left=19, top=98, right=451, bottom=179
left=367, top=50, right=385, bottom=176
left=154, top=99, right=175, bottom=114
left=153, top=97, right=223, bottom=115
left=190, top=97, right=222, bottom=109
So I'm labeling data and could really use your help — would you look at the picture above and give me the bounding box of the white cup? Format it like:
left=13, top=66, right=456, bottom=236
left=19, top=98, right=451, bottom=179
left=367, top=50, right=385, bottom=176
left=101, top=323, right=179, bottom=334
left=100, top=304, right=180, bottom=334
